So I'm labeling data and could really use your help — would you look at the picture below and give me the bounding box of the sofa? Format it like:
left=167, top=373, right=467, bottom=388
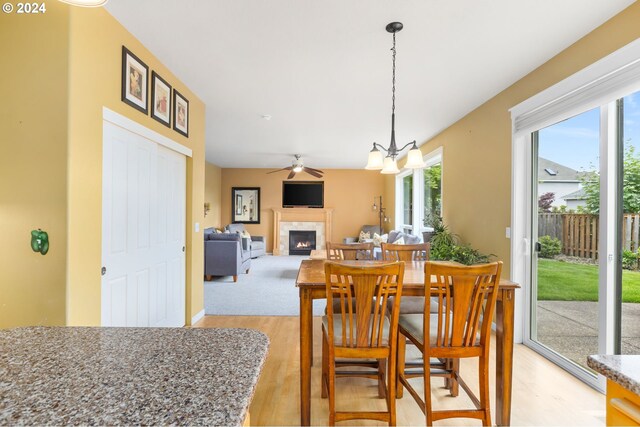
left=204, top=228, right=251, bottom=282
left=344, top=226, right=422, bottom=246
left=225, top=224, right=266, bottom=258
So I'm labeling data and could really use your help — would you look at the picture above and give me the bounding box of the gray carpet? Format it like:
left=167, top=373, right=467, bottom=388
left=204, top=255, right=326, bottom=316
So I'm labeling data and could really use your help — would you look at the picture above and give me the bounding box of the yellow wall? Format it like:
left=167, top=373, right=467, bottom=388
left=390, top=2, right=640, bottom=278
left=65, top=6, right=205, bottom=325
left=221, top=169, right=386, bottom=251
left=0, top=3, right=69, bottom=328
left=204, top=162, right=222, bottom=229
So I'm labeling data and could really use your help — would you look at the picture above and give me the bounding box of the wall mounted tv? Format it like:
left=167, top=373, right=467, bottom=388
left=282, top=181, right=324, bottom=208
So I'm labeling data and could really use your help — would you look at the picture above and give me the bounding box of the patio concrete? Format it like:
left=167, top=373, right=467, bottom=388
left=536, top=301, right=640, bottom=369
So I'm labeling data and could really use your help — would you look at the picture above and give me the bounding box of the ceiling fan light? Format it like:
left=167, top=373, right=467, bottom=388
left=293, top=165, right=303, bottom=173
left=381, top=157, right=400, bottom=174
left=365, top=146, right=384, bottom=170
left=405, top=144, right=426, bottom=168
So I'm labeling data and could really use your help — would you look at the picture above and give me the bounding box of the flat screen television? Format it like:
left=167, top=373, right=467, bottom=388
left=282, top=181, right=324, bottom=208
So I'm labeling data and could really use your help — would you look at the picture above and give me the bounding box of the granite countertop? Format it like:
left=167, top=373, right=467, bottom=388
left=0, top=327, right=269, bottom=426
left=587, top=354, right=640, bottom=395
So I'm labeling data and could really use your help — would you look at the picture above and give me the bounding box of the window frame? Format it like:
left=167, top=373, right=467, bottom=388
left=395, top=147, right=443, bottom=235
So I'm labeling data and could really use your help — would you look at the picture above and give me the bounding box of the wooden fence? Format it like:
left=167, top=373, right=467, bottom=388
left=538, top=213, right=640, bottom=260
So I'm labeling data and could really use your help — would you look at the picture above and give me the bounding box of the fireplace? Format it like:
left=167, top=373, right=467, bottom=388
left=289, top=230, right=316, bottom=256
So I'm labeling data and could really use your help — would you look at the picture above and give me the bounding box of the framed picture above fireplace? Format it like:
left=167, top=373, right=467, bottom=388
left=232, top=187, right=260, bottom=224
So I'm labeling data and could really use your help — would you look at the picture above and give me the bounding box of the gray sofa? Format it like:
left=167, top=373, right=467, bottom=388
left=204, top=228, right=251, bottom=282
left=225, top=224, right=266, bottom=258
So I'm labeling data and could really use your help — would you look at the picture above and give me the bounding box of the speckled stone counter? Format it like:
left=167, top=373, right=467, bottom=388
left=0, top=327, right=269, bottom=426
left=588, top=354, right=640, bottom=395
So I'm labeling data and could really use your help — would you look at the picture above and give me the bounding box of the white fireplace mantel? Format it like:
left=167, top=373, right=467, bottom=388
left=272, top=208, right=333, bottom=256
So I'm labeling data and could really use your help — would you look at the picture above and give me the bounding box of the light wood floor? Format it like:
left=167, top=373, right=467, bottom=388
left=195, top=316, right=606, bottom=426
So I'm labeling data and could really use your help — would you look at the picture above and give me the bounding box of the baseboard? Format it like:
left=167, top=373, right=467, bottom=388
left=191, top=309, right=205, bottom=325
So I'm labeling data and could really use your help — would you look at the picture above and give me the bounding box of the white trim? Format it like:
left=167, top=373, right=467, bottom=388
left=395, top=169, right=413, bottom=232
left=103, top=107, right=192, bottom=157
left=511, top=38, right=640, bottom=135
left=423, top=146, right=443, bottom=168
left=511, top=133, right=530, bottom=345
left=191, top=309, right=205, bottom=325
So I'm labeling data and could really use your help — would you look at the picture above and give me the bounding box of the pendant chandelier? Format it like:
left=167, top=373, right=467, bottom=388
left=365, top=22, right=425, bottom=174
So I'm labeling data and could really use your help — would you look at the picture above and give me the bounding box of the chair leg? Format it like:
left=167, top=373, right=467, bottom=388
left=449, top=358, right=460, bottom=397
left=205, top=275, right=212, bottom=281
left=396, top=333, right=406, bottom=399
left=479, top=355, right=492, bottom=426
left=424, top=351, right=433, bottom=426
left=321, top=331, right=328, bottom=398
left=388, top=352, right=397, bottom=426
left=233, top=275, right=238, bottom=282
left=377, top=358, right=387, bottom=399
left=328, top=353, right=336, bottom=426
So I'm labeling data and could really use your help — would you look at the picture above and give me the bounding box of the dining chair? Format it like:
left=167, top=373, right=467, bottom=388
left=321, top=261, right=405, bottom=426
left=396, top=261, right=503, bottom=426
left=380, top=242, right=430, bottom=261
left=381, top=242, right=431, bottom=316
left=326, top=241, right=375, bottom=260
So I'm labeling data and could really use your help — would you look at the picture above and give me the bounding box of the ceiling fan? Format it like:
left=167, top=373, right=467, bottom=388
left=267, top=155, right=324, bottom=179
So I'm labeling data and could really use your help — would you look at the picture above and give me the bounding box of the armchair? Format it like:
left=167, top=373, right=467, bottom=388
left=204, top=228, right=251, bottom=282
left=225, top=224, right=266, bottom=258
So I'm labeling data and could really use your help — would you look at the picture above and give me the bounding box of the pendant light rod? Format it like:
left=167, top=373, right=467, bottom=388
left=365, top=22, right=425, bottom=173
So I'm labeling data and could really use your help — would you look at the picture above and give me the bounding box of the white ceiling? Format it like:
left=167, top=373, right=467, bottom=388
left=105, top=0, right=634, bottom=169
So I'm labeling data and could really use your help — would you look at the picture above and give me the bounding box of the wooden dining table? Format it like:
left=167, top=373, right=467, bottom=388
left=296, top=258, right=519, bottom=426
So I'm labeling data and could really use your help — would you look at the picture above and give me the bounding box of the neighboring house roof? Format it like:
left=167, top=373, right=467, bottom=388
left=562, top=188, right=587, bottom=201
left=538, top=158, right=583, bottom=182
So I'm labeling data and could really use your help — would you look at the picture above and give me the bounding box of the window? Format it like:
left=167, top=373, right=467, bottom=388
left=422, top=162, right=442, bottom=230
left=395, top=147, right=443, bottom=235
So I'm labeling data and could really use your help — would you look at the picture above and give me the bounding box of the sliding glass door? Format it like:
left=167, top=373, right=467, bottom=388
left=527, top=89, right=640, bottom=388
left=620, top=91, right=640, bottom=355
left=531, top=108, right=601, bottom=373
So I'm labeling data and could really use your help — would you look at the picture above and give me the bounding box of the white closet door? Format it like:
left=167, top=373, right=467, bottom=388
left=102, top=121, right=186, bottom=327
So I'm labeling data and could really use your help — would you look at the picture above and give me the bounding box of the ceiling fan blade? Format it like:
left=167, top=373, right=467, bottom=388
left=287, top=170, right=296, bottom=179
left=304, top=168, right=323, bottom=178
left=267, top=167, right=293, bottom=174
left=303, top=166, right=324, bottom=174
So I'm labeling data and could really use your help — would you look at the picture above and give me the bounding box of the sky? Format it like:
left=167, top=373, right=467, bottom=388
left=538, top=91, right=640, bottom=172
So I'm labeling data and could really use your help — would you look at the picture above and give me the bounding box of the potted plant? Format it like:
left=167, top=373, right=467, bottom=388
left=422, top=213, right=443, bottom=243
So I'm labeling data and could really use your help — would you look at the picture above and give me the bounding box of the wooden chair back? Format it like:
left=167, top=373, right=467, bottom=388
left=380, top=242, right=430, bottom=262
left=324, top=261, right=405, bottom=349
left=326, top=242, right=374, bottom=261
left=426, top=261, right=503, bottom=355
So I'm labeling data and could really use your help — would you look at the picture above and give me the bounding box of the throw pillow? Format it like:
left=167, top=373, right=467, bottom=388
left=358, top=230, right=371, bottom=242
left=405, top=234, right=421, bottom=245
left=372, top=233, right=388, bottom=247
left=394, top=236, right=405, bottom=245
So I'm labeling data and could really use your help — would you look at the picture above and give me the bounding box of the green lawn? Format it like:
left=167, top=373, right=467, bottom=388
left=538, top=258, right=640, bottom=303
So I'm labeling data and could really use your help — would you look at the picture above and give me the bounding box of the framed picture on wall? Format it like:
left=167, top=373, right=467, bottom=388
left=173, top=89, right=189, bottom=137
left=232, top=187, right=260, bottom=224
left=151, top=71, right=171, bottom=127
left=121, top=46, right=148, bottom=114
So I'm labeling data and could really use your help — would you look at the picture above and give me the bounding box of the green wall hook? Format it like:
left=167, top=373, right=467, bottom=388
left=31, top=229, right=49, bottom=255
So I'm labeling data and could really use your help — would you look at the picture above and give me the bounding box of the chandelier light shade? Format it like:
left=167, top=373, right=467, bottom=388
left=381, top=157, right=400, bottom=174
left=365, top=22, right=425, bottom=173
